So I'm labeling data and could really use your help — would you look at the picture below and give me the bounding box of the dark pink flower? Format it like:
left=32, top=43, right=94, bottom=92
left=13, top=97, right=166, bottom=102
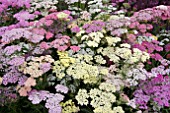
left=70, top=46, right=80, bottom=52
left=46, top=32, right=54, bottom=40
left=165, top=43, right=170, bottom=52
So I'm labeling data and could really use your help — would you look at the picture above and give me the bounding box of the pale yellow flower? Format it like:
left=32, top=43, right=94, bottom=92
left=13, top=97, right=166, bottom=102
left=57, top=12, right=69, bottom=19
left=113, top=106, right=125, bottom=113
left=0, top=77, right=3, bottom=85
left=61, top=100, right=79, bottom=113
left=100, top=69, right=109, bottom=75
left=75, top=89, right=89, bottom=106
left=99, top=82, right=116, bottom=93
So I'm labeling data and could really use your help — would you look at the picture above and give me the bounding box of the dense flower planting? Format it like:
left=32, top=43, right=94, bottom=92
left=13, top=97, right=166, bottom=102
left=0, top=0, right=170, bottom=113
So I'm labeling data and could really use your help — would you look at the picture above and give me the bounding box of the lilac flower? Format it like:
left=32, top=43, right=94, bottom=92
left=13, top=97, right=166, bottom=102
left=160, top=59, right=170, bottom=66
left=18, top=75, right=28, bottom=86
left=4, top=45, right=22, bottom=55
left=45, top=93, right=64, bottom=108
left=13, top=11, right=35, bottom=22
left=82, top=20, right=105, bottom=33
left=133, top=89, right=150, bottom=109
left=7, top=56, right=25, bottom=66
left=45, top=93, right=64, bottom=113
left=55, top=84, right=69, bottom=94
left=151, top=65, right=170, bottom=76
left=71, top=26, right=80, bottom=33
left=1, top=28, right=44, bottom=44
left=40, top=63, right=51, bottom=73
left=2, top=68, right=21, bottom=85
left=28, top=90, right=50, bottom=104
left=48, top=106, right=62, bottom=113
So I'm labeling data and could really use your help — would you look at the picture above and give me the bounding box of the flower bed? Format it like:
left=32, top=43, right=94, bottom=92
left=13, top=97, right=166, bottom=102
left=0, top=0, right=170, bottom=113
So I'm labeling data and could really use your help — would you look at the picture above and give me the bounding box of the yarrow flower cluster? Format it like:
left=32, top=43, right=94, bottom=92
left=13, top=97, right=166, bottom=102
left=133, top=74, right=170, bottom=110
left=75, top=82, right=124, bottom=113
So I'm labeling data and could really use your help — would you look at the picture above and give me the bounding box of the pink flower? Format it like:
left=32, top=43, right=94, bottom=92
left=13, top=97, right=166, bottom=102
left=32, top=28, right=46, bottom=35
left=127, top=34, right=136, bottom=42
left=129, top=23, right=136, bottom=28
left=70, top=46, right=80, bottom=52
left=138, top=24, right=146, bottom=33
left=40, top=42, right=50, bottom=49
left=63, top=10, right=71, bottom=15
left=45, top=20, right=53, bottom=26
left=146, top=24, right=153, bottom=30
left=151, top=53, right=163, bottom=61
left=144, top=33, right=152, bottom=37
left=13, top=11, right=35, bottom=21
left=18, top=86, right=31, bottom=97
left=33, top=11, right=41, bottom=15
left=24, top=77, right=36, bottom=87
left=62, top=35, right=70, bottom=40
left=46, top=32, right=54, bottom=40
left=155, top=45, right=163, bottom=51
left=58, top=45, right=68, bottom=51
left=165, top=43, right=170, bottom=52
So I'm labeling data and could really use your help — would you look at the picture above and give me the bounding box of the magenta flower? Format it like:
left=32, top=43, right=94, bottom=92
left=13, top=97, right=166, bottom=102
left=165, top=43, right=170, bottom=52
left=134, top=74, right=170, bottom=109
left=71, top=26, right=80, bottom=33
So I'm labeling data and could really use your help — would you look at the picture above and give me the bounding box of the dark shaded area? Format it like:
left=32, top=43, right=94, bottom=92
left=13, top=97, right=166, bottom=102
left=128, top=0, right=170, bottom=10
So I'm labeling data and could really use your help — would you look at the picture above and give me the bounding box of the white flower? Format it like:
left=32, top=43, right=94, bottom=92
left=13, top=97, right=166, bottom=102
left=156, top=5, right=168, bottom=10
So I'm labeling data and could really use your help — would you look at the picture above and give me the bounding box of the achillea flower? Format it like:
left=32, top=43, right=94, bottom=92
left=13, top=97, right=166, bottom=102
left=28, top=0, right=58, bottom=16
left=75, top=89, right=89, bottom=106
left=60, top=100, right=80, bottom=113
left=1, top=28, right=44, bottom=44
left=24, top=77, right=36, bottom=87
left=18, top=86, right=31, bottom=96
left=66, top=62, right=99, bottom=84
left=46, top=32, right=54, bottom=40
left=113, top=106, right=125, bottom=113
left=134, top=74, right=170, bottom=109
left=2, top=68, right=21, bottom=85
left=71, top=26, right=80, bottom=33
left=7, top=56, right=25, bottom=66
left=165, top=43, right=170, bottom=52
left=40, top=63, right=51, bottom=73
left=4, top=45, right=21, bottom=55
left=13, top=11, right=35, bottom=22
left=58, top=46, right=68, bottom=51
left=0, top=77, right=2, bottom=85
left=28, top=90, right=50, bottom=104
left=18, top=75, right=28, bottom=86
left=133, top=40, right=163, bottom=61
left=82, top=20, right=105, bottom=33
left=70, top=46, right=80, bottom=52
left=55, top=84, right=69, bottom=94
left=45, top=93, right=64, bottom=113
left=40, top=42, right=50, bottom=50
